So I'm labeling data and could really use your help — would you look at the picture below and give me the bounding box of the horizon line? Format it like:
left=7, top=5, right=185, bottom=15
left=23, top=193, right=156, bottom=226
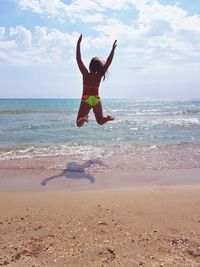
left=1, top=97, right=200, bottom=101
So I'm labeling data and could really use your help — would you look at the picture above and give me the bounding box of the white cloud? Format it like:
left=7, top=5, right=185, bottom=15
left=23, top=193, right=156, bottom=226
left=0, top=40, right=17, bottom=49
left=9, top=25, right=32, bottom=46
left=18, top=0, right=64, bottom=16
left=90, top=0, right=156, bottom=11
left=149, top=33, right=192, bottom=52
left=95, top=18, right=136, bottom=39
left=0, top=27, right=17, bottom=49
left=175, top=14, right=200, bottom=32
left=92, top=0, right=200, bottom=65
left=135, top=1, right=200, bottom=33
left=16, top=0, right=200, bottom=34
left=94, top=0, right=129, bottom=10
left=0, top=48, right=47, bottom=65
left=35, top=26, right=75, bottom=45
left=17, top=0, right=105, bottom=22
left=0, top=26, right=6, bottom=38
left=0, top=26, right=79, bottom=65
left=66, top=10, right=104, bottom=23
left=65, top=0, right=103, bottom=12
left=2, top=0, right=200, bottom=68
left=137, top=2, right=186, bottom=25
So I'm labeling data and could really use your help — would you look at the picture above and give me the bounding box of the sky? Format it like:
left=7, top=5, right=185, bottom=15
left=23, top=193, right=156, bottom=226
left=0, top=0, right=200, bottom=99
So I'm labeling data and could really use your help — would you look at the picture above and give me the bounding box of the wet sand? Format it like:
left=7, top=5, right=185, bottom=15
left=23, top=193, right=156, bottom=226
left=0, top=156, right=200, bottom=191
left=0, top=158, right=200, bottom=266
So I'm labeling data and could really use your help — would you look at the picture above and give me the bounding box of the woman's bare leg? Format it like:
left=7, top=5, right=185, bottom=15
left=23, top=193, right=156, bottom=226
left=76, top=101, right=91, bottom=127
left=93, top=102, right=114, bottom=125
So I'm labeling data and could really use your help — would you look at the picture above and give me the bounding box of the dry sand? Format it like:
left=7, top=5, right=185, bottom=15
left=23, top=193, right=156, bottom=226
left=0, top=159, right=200, bottom=266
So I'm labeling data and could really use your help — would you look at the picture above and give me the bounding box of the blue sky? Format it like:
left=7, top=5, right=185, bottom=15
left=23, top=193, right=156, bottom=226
left=0, top=0, right=200, bottom=99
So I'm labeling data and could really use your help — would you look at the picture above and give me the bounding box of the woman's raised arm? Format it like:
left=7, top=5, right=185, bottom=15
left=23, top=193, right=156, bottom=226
left=103, top=40, right=117, bottom=74
left=76, top=34, right=88, bottom=75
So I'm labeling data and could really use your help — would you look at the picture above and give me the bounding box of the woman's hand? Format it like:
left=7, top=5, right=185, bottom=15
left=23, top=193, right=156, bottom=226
left=112, top=40, right=117, bottom=50
left=78, top=34, right=82, bottom=43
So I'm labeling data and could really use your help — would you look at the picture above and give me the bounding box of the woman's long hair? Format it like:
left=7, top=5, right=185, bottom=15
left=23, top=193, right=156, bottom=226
left=89, top=57, right=107, bottom=81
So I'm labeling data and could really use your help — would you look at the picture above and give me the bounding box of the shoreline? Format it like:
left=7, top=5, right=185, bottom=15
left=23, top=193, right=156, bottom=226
left=0, top=164, right=200, bottom=192
left=0, top=153, right=200, bottom=192
left=1, top=157, right=200, bottom=266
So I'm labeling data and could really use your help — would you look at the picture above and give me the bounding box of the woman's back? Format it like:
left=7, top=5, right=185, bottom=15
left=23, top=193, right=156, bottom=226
left=82, top=72, right=102, bottom=95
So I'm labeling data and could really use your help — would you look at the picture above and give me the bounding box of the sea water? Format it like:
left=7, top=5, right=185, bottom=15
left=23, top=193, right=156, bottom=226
left=0, top=99, right=200, bottom=170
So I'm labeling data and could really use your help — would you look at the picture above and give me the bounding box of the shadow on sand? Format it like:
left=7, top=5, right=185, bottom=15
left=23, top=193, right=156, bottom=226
left=40, top=161, right=98, bottom=186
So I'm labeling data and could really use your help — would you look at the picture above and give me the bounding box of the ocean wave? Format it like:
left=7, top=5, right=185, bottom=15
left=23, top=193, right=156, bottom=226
left=110, top=142, right=178, bottom=152
left=124, top=117, right=200, bottom=126
left=1, top=142, right=200, bottom=171
left=150, top=118, right=200, bottom=126
left=105, top=108, right=200, bottom=116
left=0, top=109, right=34, bottom=115
left=0, top=109, right=74, bottom=115
left=116, top=142, right=199, bottom=152
left=182, top=109, right=200, bottom=115
left=0, top=145, right=112, bottom=161
left=1, top=142, right=199, bottom=161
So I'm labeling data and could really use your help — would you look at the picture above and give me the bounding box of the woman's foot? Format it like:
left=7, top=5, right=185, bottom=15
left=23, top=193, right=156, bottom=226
left=107, top=115, right=115, bottom=121
left=77, top=115, right=89, bottom=127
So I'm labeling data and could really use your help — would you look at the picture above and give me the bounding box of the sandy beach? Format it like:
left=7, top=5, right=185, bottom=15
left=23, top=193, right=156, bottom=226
left=1, top=0, right=200, bottom=263
left=0, top=157, right=200, bottom=266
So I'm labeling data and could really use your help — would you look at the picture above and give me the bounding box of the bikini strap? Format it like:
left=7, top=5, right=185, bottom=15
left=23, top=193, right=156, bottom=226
left=83, top=84, right=99, bottom=90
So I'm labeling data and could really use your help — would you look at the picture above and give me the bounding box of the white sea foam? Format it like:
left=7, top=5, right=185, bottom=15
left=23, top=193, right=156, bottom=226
left=1, top=142, right=200, bottom=171
left=116, top=117, right=200, bottom=126
left=0, top=145, right=112, bottom=161
left=151, top=118, right=200, bottom=126
left=108, top=143, right=200, bottom=170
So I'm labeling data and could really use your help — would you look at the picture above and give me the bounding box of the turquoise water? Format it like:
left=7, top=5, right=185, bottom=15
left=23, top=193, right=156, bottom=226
left=0, top=99, right=200, bottom=169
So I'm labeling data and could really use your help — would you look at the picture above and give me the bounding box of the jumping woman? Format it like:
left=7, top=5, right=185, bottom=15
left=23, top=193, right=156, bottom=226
left=76, top=34, right=117, bottom=127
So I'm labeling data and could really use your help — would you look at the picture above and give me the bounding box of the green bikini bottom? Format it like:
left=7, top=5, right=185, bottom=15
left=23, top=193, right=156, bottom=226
left=82, top=95, right=100, bottom=107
